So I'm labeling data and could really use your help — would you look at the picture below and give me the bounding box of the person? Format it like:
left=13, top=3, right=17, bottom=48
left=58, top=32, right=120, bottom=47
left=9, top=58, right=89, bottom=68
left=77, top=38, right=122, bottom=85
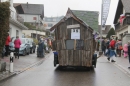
left=105, top=39, right=110, bottom=57
left=115, top=39, right=122, bottom=57
left=2, top=46, right=6, bottom=58
left=101, top=39, right=106, bottom=55
left=37, top=38, right=45, bottom=57
left=14, top=36, right=21, bottom=59
left=123, top=43, right=128, bottom=58
left=5, top=33, right=11, bottom=56
left=127, top=41, right=130, bottom=69
left=107, top=39, right=116, bottom=62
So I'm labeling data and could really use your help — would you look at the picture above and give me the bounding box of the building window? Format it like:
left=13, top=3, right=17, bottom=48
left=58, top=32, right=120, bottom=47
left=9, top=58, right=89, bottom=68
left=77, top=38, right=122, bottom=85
left=16, top=30, right=19, bottom=36
left=33, top=17, right=37, bottom=20
left=53, top=18, right=56, bottom=22
left=48, top=23, right=53, bottom=27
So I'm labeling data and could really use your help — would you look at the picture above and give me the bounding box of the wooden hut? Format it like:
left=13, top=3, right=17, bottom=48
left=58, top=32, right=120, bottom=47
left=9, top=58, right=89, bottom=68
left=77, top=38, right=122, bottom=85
left=50, top=8, right=97, bottom=67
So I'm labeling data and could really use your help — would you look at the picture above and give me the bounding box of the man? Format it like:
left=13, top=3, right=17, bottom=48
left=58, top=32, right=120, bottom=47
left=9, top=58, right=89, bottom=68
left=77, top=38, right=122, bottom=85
left=5, top=33, right=11, bottom=56
left=101, top=39, right=106, bottom=55
left=37, top=38, right=45, bottom=57
left=127, top=41, right=130, bottom=69
left=108, top=39, right=116, bottom=62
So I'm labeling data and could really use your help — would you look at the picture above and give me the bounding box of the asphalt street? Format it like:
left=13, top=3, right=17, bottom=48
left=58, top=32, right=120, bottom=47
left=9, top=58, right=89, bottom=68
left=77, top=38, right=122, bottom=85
left=0, top=52, right=130, bottom=86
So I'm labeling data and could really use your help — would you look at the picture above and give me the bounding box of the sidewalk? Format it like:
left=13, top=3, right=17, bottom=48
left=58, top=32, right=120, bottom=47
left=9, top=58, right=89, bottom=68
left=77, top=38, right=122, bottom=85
left=0, top=52, right=50, bottom=82
left=102, top=55, right=130, bottom=75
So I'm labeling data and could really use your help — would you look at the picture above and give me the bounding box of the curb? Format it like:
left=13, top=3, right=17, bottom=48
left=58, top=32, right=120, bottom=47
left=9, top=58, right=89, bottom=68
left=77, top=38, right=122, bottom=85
left=15, top=52, right=51, bottom=74
left=102, top=56, right=130, bottom=77
left=0, top=72, right=16, bottom=82
left=0, top=52, right=52, bottom=82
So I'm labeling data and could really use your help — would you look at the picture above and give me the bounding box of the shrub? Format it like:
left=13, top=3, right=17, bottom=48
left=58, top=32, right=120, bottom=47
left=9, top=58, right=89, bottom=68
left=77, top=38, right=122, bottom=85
left=33, top=38, right=38, bottom=45
left=0, top=2, right=10, bottom=55
left=106, top=28, right=115, bottom=39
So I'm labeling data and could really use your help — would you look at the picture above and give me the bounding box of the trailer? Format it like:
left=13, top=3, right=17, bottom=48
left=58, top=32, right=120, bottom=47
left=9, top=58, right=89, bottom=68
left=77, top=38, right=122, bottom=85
left=50, top=8, right=98, bottom=68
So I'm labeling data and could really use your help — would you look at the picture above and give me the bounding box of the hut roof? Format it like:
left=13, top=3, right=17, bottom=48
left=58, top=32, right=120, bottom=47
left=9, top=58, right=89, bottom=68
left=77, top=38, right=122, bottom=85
left=50, top=8, right=93, bottom=31
left=72, top=10, right=99, bottom=31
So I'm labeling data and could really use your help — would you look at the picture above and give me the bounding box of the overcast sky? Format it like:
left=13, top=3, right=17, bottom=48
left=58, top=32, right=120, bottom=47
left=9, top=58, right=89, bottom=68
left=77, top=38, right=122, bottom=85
left=13, top=0, right=119, bottom=27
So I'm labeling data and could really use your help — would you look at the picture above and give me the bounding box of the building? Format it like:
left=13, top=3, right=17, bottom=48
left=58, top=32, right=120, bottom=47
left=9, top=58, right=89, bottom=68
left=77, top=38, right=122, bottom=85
left=98, top=25, right=111, bottom=38
left=114, top=0, right=130, bottom=39
left=1, top=0, right=28, bottom=38
left=14, top=3, right=45, bottom=38
left=44, top=16, right=64, bottom=29
left=44, top=16, right=64, bottom=36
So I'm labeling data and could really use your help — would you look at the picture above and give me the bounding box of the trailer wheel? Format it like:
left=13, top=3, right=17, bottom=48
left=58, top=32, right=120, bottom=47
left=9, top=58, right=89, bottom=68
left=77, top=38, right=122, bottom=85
left=54, top=54, right=58, bottom=67
left=92, top=54, right=97, bottom=68
left=54, top=60, right=57, bottom=67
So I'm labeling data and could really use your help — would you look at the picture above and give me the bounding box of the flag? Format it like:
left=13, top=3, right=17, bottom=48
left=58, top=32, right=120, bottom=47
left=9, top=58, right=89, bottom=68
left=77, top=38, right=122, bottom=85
left=119, top=14, right=125, bottom=25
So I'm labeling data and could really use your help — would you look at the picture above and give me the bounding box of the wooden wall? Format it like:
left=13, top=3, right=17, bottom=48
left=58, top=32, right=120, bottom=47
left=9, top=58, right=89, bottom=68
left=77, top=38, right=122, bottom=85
left=53, top=18, right=95, bottom=67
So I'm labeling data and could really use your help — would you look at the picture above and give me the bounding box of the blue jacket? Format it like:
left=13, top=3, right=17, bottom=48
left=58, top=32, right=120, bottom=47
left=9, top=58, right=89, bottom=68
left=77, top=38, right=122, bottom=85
left=109, top=49, right=116, bottom=57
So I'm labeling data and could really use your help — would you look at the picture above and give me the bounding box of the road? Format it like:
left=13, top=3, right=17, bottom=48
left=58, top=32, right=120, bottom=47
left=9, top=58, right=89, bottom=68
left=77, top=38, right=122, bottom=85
left=0, top=52, right=130, bottom=86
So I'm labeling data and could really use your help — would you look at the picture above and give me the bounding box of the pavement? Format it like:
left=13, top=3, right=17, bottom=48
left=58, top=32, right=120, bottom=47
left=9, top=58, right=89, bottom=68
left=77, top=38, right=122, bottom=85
left=0, top=51, right=130, bottom=82
left=0, top=52, right=51, bottom=82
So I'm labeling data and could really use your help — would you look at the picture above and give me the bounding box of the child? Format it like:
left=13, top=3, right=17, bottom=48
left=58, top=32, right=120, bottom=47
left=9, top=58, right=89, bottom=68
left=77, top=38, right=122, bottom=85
left=123, top=44, right=128, bottom=58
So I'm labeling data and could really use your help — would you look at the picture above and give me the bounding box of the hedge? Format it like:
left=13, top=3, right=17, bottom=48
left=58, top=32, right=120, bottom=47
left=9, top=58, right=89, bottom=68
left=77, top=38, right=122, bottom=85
left=0, top=2, right=10, bottom=55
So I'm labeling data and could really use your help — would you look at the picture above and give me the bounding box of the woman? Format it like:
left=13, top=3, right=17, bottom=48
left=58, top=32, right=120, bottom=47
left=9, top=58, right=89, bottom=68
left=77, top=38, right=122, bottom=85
left=123, top=44, right=128, bottom=58
left=14, top=36, right=21, bottom=59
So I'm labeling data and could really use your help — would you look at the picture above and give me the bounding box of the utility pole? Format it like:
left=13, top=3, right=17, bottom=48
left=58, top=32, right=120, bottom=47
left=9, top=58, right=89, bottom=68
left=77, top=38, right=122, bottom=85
left=99, top=0, right=103, bottom=55
left=35, top=20, right=37, bottom=39
left=99, top=0, right=111, bottom=55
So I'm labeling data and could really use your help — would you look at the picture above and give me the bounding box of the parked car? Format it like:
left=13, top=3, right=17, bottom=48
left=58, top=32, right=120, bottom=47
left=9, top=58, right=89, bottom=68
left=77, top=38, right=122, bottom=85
left=27, top=38, right=36, bottom=54
left=9, top=37, right=30, bottom=56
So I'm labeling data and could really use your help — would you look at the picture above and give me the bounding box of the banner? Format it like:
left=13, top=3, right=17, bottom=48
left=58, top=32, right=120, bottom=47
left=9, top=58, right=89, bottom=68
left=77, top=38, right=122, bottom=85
left=102, top=0, right=111, bottom=30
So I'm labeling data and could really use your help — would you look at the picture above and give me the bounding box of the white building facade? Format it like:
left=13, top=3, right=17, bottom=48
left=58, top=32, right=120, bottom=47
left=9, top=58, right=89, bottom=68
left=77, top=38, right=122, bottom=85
left=1, top=0, right=28, bottom=38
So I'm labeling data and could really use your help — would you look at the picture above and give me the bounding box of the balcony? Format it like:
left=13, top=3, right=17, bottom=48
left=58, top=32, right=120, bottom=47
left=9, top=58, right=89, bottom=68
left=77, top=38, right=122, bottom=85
left=10, top=9, right=24, bottom=24
left=115, top=16, right=130, bottom=32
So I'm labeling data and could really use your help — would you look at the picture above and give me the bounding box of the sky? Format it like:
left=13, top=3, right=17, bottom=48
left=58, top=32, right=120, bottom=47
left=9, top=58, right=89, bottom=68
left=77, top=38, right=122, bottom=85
left=13, top=0, right=119, bottom=27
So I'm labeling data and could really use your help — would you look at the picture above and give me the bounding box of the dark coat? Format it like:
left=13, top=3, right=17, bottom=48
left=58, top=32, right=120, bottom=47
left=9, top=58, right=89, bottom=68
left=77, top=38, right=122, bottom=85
left=128, top=45, right=130, bottom=55
left=38, top=41, right=44, bottom=52
left=101, top=40, right=106, bottom=50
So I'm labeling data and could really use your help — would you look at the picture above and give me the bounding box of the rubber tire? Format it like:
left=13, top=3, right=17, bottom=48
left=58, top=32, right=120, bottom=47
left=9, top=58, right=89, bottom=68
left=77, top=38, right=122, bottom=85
left=30, top=48, right=33, bottom=54
left=23, top=49, right=26, bottom=56
left=93, top=54, right=97, bottom=68
left=54, top=60, right=56, bottom=67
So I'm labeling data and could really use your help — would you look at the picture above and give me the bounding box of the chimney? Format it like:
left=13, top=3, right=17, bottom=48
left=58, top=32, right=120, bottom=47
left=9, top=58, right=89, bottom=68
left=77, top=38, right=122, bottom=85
left=27, top=2, right=28, bottom=8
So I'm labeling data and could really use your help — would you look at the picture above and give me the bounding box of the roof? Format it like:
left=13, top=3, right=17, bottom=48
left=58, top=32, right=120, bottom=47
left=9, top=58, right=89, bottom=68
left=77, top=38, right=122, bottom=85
left=72, top=10, right=99, bottom=31
left=14, top=3, right=44, bottom=18
left=114, top=0, right=130, bottom=24
left=98, top=25, right=111, bottom=34
left=121, top=0, right=130, bottom=13
left=50, top=8, right=93, bottom=31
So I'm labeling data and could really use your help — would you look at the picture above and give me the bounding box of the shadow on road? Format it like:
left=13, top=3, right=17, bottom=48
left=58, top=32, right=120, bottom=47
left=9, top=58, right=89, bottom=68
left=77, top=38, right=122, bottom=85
left=54, top=66, right=96, bottom=72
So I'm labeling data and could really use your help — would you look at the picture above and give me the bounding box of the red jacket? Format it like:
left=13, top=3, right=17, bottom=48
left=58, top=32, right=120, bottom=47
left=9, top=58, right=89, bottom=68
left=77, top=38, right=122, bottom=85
left=110, top=40, right=116, bottom=48
left=5, top=36, right=11, bottom=45
left=14, top=39, right=21, bottom=48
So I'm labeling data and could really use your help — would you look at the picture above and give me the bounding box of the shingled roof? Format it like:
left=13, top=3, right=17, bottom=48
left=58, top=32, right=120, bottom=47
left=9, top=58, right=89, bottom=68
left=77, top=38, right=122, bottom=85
left=14, top=3, right=44, bottom=19
left=72, top=10, right=99, bottom=31
left=114, top=0, right=130, bottom=24
left=121, top=0, right=130, bottom=13
left=98, top=25, right=111, bottom=34
left=50, top=8, right=93, bottom=31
